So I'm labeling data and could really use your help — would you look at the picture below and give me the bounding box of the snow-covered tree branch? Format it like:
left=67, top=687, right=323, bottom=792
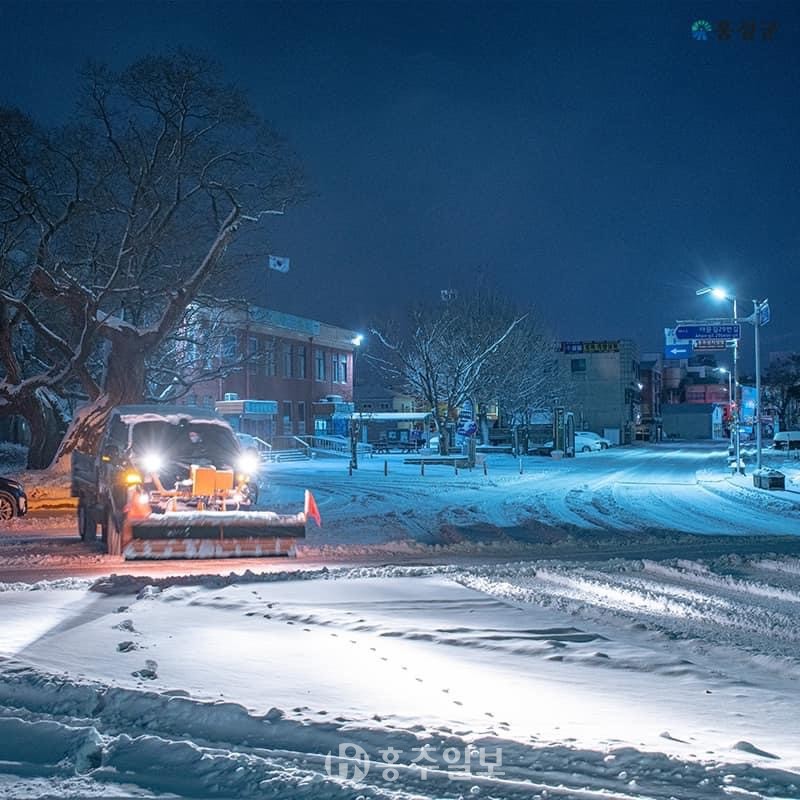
left=0, top=51, right=307, bottom=468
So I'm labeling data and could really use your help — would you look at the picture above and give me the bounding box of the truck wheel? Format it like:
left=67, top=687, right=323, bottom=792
left=105, top=505, right=122, bottom=557
left=77, top=500, right=95, bottom=541
left=100, top=504, right=111, bottom=543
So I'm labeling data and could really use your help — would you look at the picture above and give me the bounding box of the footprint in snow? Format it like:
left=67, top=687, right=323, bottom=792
left=113, top=619, right=136, bottom=633
left=117, top=641, right=137, bottom=652
left=132, top=659, right=158, bottom=680
left=733, top=741, right=780, bottom=760
left=453, top=700, right=463, bottom=706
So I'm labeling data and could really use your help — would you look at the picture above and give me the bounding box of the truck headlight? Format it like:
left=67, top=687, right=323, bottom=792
left=237, top=452, right=259, bottom=475
left=141, top=452, right=163, bottom=474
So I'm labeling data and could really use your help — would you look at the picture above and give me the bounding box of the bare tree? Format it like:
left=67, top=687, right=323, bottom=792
left=370, top=292, right=526, bottom=455
left=485, top=314, right=568, bottom=452
left=0, top=52, right=306, bottom=468
left=763, top=354, right=800, bottom=430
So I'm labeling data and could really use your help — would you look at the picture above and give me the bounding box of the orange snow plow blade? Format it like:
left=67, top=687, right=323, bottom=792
left=122, top=511, right=306, bottom=560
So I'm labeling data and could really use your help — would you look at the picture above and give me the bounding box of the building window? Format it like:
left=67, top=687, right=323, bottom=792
left=283, top=343, right=293, bottom=378
left=331, top=352, right=348, bottom=383
left=248, top=336, right=259, bottom=374
left=222, top=333, right=237, bottom=360
left=297, top=401, right=306, bottom=435
left=571, top=358, right=587, bottom=373
left=282, top=401, right=292, bottom=434
left=265, top=339, right=276, bottom=376
left=297, top=345, right=307, bottom=379
left=315, top=349, right=326, bottom=381
left=187, top=393, right=198, bottom=406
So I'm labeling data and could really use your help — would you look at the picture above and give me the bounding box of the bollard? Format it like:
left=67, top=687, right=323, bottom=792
left=348, top=462, right=352, bottom=477
left=483, top=461, right=488, bottom=476
left=519, top=457, right=523, bottom=475
left=421, top=461, right=425, bottom=477
left=454, top=463, right=458, bottom=476
left=384, top=459, right=388, bottom=476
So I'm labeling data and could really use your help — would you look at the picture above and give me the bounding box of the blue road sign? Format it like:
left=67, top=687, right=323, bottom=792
left=674, top=323, right=740, bottom=341
left=758, top=303, right=771, bottom=326
left=664, top=343, right=693, bottom=359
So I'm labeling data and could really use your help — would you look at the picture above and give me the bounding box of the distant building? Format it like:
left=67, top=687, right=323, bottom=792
left=639, top=354, right=663, bottom=441
left=187, top=304, right=360, bottom=445
left=662, top=403, right=725, bottom=440
left=558, top=340, right=641, bottom=444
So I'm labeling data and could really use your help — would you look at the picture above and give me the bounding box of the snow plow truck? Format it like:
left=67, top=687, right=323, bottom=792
left=71, top=405, right=314, bottom=559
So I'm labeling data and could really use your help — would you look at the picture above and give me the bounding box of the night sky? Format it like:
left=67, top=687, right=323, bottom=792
left=2, top=0, right=799, bottom=369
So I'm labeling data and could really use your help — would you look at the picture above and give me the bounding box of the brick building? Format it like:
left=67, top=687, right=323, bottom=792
left=187, top=305, right=360, bottom=445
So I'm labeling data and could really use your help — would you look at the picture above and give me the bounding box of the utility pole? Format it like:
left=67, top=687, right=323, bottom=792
left=752, top=299, right=769, bottom=471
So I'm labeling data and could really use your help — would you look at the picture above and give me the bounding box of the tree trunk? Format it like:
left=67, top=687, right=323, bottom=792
left=52, top=334, right=149, bottom=467
left=24, top=389, right=67, bottom=469
left=436, top=414, right=449, bottom=455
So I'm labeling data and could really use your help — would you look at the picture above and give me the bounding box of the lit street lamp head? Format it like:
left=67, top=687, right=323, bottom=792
left=695, top=286, right=733, bottom=302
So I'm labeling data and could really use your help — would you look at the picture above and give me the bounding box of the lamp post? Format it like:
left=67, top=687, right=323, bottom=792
left=696, top=287, right=740, bottom=470
left=349, top=334, right=364, bottom=471
left=714, top=367, right=733, bottom=444
left=750, top=299, right=768, bottom=471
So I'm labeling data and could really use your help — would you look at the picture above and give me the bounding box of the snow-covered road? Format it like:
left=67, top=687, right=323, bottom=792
left=3, top=442, right=800, bottom=582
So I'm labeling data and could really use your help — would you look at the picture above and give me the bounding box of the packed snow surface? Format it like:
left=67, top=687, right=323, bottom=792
left=1, top=556, right=800, bottom=799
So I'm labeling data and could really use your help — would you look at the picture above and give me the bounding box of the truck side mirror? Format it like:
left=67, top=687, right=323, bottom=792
left=101, top=444, right=120, bottom=463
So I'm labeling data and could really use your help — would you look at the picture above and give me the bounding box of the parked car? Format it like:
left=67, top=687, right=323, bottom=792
left=0, top=475, right=28, bottom=520
left=539, top=433, right=603, bottom=453
left=575, top=431, right=612, bottom=449
left=773, top=431, right=800, bottom=450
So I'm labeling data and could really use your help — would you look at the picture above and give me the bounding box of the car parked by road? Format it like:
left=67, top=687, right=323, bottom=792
left=575, top=431, right=612, bottom=449
left=0, top=475, right=28, bottom=520
left=538, top=433, right=604, bottom=454
left=773, top=431, right=800, bottom=450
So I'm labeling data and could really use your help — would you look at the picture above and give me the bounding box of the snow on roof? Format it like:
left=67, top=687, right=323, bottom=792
left=348, top=412, right=433, bottom=422
left=114, top=405, right=230, bottom=428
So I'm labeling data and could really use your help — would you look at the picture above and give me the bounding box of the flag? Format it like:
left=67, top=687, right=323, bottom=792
left=268, top=255, right=290, bottom=273
left=304, top=489, right=322, bottom=527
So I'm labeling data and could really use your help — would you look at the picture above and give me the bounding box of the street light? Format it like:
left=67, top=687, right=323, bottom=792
left=748, top=298, right=769, bottom=471
left=714, top=367, right=733, bottom=445
left=696, top=286, right=740, bottom=470
left=349, top=334, right=364, bottom=471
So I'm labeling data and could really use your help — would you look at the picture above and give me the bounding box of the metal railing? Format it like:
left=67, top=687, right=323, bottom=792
left=300, top=434, right=373, bottom=458
left=292, top=435, right=313, bottom=454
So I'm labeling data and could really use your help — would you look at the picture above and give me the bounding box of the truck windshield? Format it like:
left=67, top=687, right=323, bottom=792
left=130, top=421, right=240, bottom=466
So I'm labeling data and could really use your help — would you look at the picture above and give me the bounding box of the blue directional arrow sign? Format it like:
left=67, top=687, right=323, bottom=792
left=758, top=302, right=770, bottom=326
left=664, top=343, right=693, bottom=359
left=674, top=323, right=740, bottom=341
